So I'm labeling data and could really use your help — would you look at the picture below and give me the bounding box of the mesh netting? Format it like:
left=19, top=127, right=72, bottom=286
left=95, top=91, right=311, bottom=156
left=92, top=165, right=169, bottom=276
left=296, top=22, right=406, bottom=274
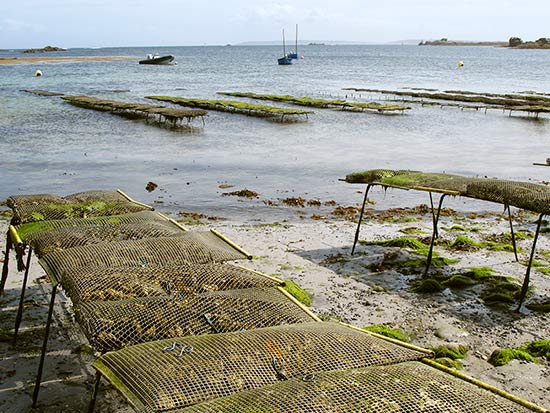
left=26, top=220, right=185, bottom=258
left=14, top=211, right=169, bottom=243
left=345, top=169, right=550, bottom=214
left=173, top=361, right=536, bottom=413
left=6, top=189, right=150, bottom=224
left=75, top=288, right=314, bottom=352
left=6, top=193, right=65, bottom=209
left=466, top=179, right=550, bottom=215
left=39, top=233, right=250, bottom=276
left=60, top=264, right=281, bottom=304
left=93, top=322, right=429, bottom=411
left=63, top=190, right=129, bottom=203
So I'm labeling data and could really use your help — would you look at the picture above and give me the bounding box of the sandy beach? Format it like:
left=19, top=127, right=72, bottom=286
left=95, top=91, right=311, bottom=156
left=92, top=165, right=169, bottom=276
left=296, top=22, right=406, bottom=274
left=0, top=198, right=549, bottom=412
left=0, top=56, right=138, bottom=65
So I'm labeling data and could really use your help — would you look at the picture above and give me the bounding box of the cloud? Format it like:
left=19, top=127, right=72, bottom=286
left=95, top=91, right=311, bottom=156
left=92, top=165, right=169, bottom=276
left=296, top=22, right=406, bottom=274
left=236, top=2, right=323, bottom=24
left=0, top=18, right=45, bottom=33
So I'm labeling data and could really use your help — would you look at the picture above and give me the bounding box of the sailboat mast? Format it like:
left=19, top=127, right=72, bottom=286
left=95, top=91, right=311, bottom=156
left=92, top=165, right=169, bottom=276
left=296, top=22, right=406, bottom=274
left=295, top=24, right=298, bottom=55
left=282, top=29, right=286, bottom=55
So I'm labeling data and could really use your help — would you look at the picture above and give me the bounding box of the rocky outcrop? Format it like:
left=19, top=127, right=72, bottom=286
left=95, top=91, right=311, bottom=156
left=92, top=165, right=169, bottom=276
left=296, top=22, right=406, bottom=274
left=23, top=45, right=67, bottom=53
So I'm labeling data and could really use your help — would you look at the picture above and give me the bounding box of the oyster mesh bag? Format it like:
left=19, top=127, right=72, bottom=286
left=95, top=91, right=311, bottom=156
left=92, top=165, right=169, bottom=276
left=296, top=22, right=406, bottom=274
left=39, top=233, right=250, bottom=276
left=93, top=322, right=429, bottom=411
left=60, top=264, right=281, bottom=304
left=25, top=220, right=185, bottom=258
left=7, top=190, right=150, bottom=224
left=75, top=287, right=314, bottom=352
left=174, top=361, right=536, bottom=413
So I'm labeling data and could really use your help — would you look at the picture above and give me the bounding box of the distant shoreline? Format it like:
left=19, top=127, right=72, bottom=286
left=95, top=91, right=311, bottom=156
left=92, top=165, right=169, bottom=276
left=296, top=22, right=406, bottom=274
left=419, top=40, right=507, bottom=47
left=0, top=56, right=138, bottom=65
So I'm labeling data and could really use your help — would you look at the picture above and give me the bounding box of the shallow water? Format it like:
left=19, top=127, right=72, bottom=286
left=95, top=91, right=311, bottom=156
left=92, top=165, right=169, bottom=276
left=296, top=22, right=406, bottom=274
left=1, top=45, right=549, bottom=219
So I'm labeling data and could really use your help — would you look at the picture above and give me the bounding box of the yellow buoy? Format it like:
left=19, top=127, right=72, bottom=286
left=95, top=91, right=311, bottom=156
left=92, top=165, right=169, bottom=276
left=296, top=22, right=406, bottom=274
left=35, top=69, right=43, bottom=77
left=457, top=61, right=464, bottom=67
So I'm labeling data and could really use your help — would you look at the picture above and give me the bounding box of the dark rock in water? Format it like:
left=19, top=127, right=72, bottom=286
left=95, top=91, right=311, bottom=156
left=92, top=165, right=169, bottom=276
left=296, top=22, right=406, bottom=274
left=23, top=45, right=67, bottom=53
left=146, top=182, right=158, bottom=192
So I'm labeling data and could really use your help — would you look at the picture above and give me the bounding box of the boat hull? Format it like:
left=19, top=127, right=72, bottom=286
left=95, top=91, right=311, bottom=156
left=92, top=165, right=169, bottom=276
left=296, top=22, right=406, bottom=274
left=278, top=57, right=293, bottom=65
left=139, top=55, right=175, bottom=65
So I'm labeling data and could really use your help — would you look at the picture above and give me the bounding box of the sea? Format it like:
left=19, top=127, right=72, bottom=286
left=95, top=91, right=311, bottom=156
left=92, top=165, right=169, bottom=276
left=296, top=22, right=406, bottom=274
left=1, top=45, right=549, bottom=220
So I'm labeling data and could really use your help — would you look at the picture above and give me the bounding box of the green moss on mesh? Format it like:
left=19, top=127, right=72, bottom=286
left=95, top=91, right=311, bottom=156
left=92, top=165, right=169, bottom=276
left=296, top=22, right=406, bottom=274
left=283, top=280, right=312, bottom=306
left=411, top=278, right=444, bottom=293
left=362, top=324, right=409, bottom=342
left=488, top=348, right=537, bottom=366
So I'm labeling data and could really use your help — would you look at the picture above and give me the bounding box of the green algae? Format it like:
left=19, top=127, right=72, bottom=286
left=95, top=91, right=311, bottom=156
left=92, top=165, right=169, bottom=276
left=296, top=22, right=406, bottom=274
left=488, top=348, right=537, bottom=366
left=526, top=302, right=550, bottom=312
left=16, top=214, right=124, bottom=239
left=362, top=324, right=409, bottom=342
left=431, top=344, right=468, bottom=360
left=442, top=274, right=476, bottom=289
left=464, top=266, right=495, bottom=280
left=359, top=237, right=430, bottom=255
left=524, top=339, right=550, bottom=358
left=434, top=357, right=463, bottom=370
left=283, top=280, right=312, bottom=306
left=444, top=224, right=467, bottom=232
left=217, top=91, right=410, bottom=112
left=146, top=96, right=312, bottom=118
left=450, top=235, right=481, bottom=250
left=411, top=278, right=444, bottom=293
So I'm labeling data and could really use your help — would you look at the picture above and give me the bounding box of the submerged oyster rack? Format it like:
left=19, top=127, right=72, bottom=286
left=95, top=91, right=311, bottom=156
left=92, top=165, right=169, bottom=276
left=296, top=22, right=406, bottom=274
left=1, top=188, right=547, bottom=413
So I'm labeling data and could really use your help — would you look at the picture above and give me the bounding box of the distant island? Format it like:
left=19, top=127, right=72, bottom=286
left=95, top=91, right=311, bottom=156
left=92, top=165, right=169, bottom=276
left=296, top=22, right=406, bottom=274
left=508, top=37, right=550, bottom=49
left=419, top=38, right=506, bottom=46
left=419, top=37, right=550, bottom=49
left=23, top=45, right=67, bottom=54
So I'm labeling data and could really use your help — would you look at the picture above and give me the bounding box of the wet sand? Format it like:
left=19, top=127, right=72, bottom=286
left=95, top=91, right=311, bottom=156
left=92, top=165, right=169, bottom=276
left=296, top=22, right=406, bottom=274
left=0, top=204, right=549, bottom=412
left=0, top=56, right=138, bottom=65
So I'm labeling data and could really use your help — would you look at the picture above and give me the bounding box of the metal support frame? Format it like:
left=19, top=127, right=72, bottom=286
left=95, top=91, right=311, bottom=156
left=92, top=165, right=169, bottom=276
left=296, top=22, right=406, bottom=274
left=429, top=192, right=439, bottom=239
left=13, top=247, right=33, bottom=343
left=32, top=283, right=58, bottom=408
left=507, top=205, right=519, bottom=262
left=0, top=231, right=12, bottom=294
left=423, top=194, right=447, bottom=278
left=351, top=184, right=372, bottom=255
left=88, top=368, right=103, bottom=413
left=516, top=213, right=545, bottom=311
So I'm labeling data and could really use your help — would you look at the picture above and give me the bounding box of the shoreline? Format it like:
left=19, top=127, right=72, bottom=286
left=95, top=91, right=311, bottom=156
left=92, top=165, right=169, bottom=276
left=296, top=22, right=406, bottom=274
left=0, top=204, right=549, bottom=411
left=0, top=56, right=139, bottom=65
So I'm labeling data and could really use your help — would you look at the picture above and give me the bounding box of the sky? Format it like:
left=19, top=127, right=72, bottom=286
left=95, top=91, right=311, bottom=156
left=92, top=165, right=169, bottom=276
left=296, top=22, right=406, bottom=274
left=1, top=0, right=549, bottom=49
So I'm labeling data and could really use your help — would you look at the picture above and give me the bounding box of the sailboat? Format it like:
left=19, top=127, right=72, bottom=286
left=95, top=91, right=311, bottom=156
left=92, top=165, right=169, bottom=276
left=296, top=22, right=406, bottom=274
left=287, top=24, right=299, bottom=59
left=277, top=29, right=293, bottom=65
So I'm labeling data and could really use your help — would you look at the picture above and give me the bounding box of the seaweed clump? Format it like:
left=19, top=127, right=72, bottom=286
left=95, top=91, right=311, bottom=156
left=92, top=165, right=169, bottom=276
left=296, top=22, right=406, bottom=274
left=283, top=280, right=312, bottom=306
left=488, top=339, right=550, bottom=366
left=221, top=189, right=259, bottom=198
left=362, top=324, right=409, bottom=342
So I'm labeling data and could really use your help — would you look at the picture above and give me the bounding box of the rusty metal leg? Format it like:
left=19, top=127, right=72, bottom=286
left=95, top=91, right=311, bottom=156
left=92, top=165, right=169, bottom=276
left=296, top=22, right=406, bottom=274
left=88, top=370, right=102, bottom=413
left=424, top=194, right=447, bottom=278
left=507, top=205, right=518, bottom=262
left=32, top=283, right=58, bottom=408
left=429, top=192, right=439, bottom=239
left=1, top=232, right=12, bottom=294
left=516, top=213, right=544, bottom=311
left=351, top=184, right=372, bottom=255
left=13, top=247, right=33, bottom=343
